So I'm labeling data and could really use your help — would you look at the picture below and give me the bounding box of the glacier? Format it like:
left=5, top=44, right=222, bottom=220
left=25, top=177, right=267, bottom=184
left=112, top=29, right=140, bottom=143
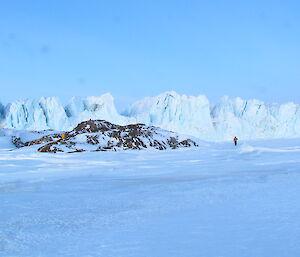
left=3, top=97, right=69, bottom=131
left=65, top=94, right=131, bottom=128
left=0, top=102, right=4, bottom=121
left=2, top=91, right=300, bottom=141
left=211, top=96, right=300, bottom=140
left=123, top=91, right=217, bottom=141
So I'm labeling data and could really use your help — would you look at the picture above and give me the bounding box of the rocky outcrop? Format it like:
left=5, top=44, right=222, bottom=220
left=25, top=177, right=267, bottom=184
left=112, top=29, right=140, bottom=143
left=15, top=120, right=198, bottom=153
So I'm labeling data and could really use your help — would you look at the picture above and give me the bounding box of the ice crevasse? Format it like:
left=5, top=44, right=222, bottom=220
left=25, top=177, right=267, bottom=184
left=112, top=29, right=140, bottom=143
left=1, top=91, right=300, bottom=141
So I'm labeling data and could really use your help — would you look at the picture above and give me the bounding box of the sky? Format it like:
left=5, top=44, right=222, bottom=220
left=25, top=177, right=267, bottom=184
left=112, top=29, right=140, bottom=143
left=1, top=0, right=300, bottom=110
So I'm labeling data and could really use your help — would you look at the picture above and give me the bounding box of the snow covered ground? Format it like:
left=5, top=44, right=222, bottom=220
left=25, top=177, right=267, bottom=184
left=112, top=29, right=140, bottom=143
left=1, top=139, right=300, bottom=256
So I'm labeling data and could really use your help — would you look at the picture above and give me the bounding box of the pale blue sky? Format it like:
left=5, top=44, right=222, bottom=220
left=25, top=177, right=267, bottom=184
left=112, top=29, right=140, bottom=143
left=1, top=0, right=300, bottom=109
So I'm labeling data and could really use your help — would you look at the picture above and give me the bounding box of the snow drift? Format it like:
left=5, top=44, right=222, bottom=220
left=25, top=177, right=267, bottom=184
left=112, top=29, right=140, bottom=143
left=2, top=91, right=300, bottom=141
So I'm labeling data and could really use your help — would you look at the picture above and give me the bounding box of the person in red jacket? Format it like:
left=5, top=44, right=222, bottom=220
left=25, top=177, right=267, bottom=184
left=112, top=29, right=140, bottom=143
left=233, top=136, right=238, bottom=146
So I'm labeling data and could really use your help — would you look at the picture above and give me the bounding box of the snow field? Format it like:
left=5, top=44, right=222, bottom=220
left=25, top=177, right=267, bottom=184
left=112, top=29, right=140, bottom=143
left=1, top=139, right=300, bottom=256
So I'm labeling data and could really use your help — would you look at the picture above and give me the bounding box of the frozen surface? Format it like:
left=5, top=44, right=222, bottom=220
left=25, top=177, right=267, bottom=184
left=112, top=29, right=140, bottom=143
left=1, top=139, right=300, bottom=256
left=3, top=91, right=300, bottom=141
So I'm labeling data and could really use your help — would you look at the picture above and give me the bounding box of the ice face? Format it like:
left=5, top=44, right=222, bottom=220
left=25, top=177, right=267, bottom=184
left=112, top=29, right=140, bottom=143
left=65, top=93, right=130, bottom=128
left=210, top=96, right=268, bottom=140
left=124, top=91, right=217, bottom=141
left=5, top=99, right=48, bottom=130
left=4, top=97, right=69, bottom=131
left=126, top=92, right=300, bottom=141
left=211, top=97, right=300, bottom=140
left=0, top=102, right=4, bottom=121
left=2, top=92, right=300, bottom=141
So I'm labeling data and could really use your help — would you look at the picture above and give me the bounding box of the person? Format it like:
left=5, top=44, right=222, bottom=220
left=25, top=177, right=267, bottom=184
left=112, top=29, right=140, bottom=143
left=233, top=136, right=238, bottom=146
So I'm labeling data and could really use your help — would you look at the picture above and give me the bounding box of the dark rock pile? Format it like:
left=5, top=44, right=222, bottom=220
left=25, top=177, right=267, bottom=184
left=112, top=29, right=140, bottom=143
left=13, top=120, right=198, bottom=153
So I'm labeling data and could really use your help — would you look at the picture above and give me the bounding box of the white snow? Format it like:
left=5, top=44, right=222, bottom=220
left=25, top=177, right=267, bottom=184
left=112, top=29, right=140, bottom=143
left=1, top=138, right=300, bottom=256
left=3, top=91, right=300, bottom=141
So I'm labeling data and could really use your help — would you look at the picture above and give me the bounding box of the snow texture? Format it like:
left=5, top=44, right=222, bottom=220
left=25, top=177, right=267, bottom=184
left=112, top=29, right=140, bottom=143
left=1, top=138, right=300, bottom=256
left=3, top=91, right=300, bottom=141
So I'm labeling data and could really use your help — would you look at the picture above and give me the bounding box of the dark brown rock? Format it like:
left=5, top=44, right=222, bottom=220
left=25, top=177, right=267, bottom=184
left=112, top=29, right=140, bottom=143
left=20, top=120, right=198, bottom=153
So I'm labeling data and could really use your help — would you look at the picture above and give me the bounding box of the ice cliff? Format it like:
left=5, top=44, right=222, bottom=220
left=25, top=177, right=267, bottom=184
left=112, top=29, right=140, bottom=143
left=2, top=91, right=300, bottom=141
left=211, top=96, right=300, bottom=140
left=4, top=97, right=69, bottom=131
left=65, top=94, right=130, bottom=128
left=123, top=91, right=217, bottom=141
left=0, top=102, right=5, bottom=122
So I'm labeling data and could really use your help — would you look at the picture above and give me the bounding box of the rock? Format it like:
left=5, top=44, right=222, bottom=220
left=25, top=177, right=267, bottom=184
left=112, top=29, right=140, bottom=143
left=20, top=120, right=199, bottom=153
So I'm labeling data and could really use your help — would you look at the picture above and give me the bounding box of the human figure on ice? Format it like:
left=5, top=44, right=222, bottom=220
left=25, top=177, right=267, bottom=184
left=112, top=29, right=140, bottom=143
left=233, top=136, right=238, bottom=146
